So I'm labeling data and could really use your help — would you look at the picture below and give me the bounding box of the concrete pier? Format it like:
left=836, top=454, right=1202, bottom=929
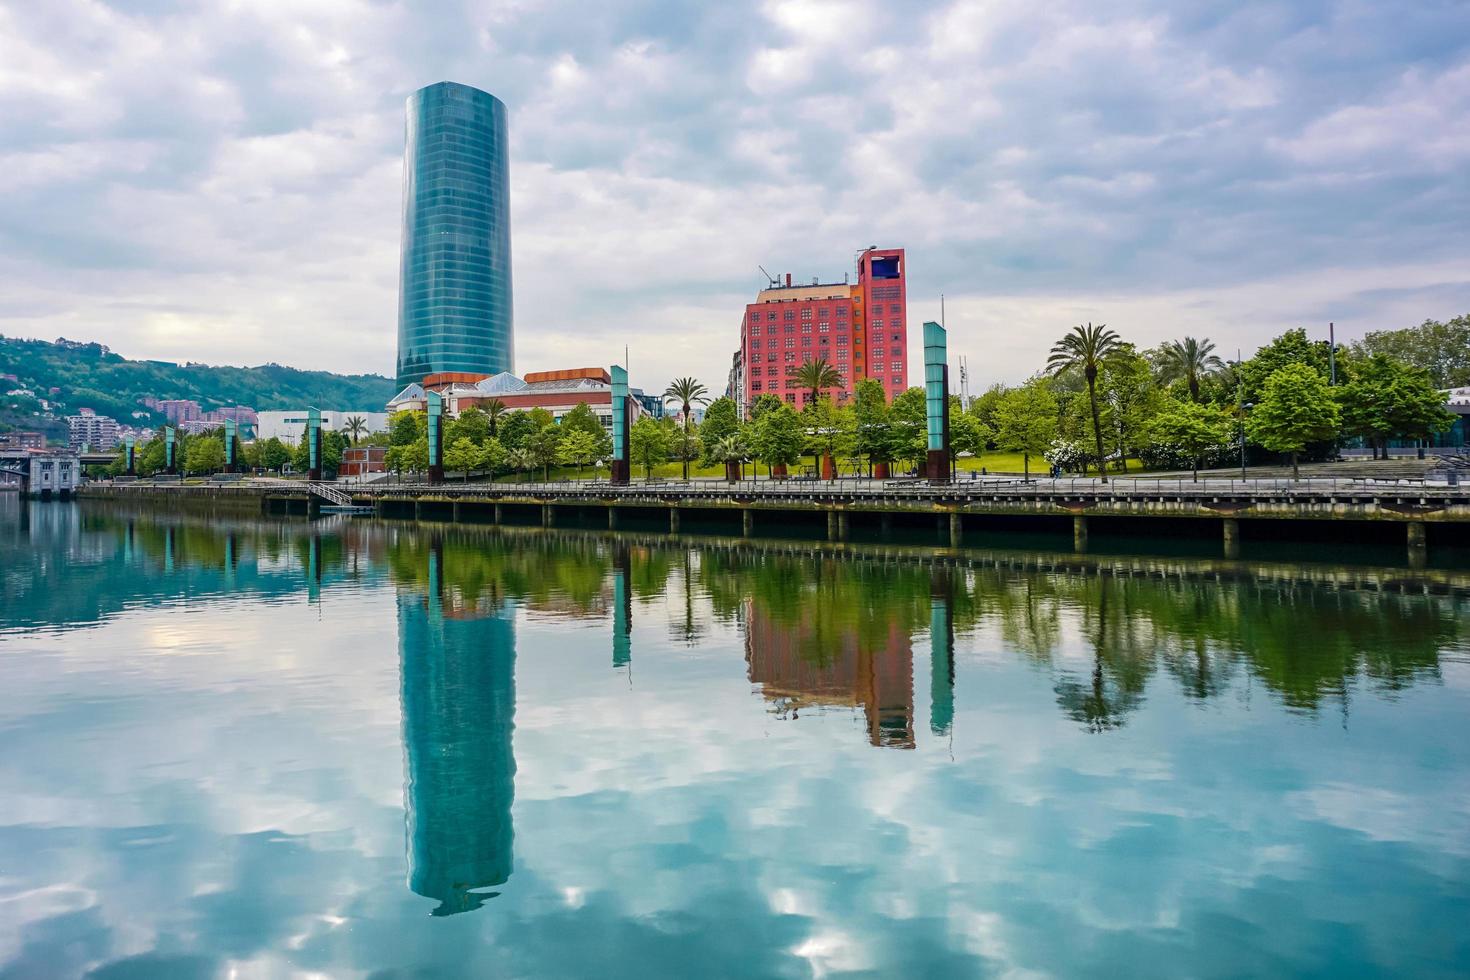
left=669, top=508, right=681, bottom=534
left=1408, top=521, right=1427, bottom=569
left=1074, top=515, right=1088, bottom=553
left=608, top=507, right=619, bottom=530
left=542, top=504, right=554, bottom=528
left=493, top=503, right=502, bottom=524
left=949, top=512, right=963, bottom=549
left=838, top=511, right=850, bottom=541
left=828, top=511, right=839, bottom=541
left=1223, top=518, right=1240, bottom=559
left=742, top=509, right=754, bottom=538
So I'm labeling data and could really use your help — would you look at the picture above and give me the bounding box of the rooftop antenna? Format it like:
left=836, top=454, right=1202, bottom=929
left=959, top=355, right=970, bottom=406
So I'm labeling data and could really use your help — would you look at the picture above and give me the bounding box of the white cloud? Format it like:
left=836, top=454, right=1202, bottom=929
left=0, top=0, right=1466, bottom=396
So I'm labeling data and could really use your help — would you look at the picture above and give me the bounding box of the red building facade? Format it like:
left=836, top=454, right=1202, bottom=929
left=739, top=247, right=907, bottom=410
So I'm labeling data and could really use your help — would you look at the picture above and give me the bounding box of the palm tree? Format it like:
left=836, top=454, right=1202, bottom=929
left=662, top=377, right=709, bottom=480
left=343, top=415, right=367, bottom=445
left=712, top=434, right=745, bottom=482
left=1156, top=337, right=1224, bottom=402
left=790, top=356, right=842, bottom=408
left=506, top=446, right=536, bottom=483
left=1047, top=322, right=1123, bottom=481
left=482, top=398, right=507, bottom=436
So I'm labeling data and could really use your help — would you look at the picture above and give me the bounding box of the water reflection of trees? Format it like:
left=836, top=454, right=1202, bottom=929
left=10, top=503, right=1466, bottom=735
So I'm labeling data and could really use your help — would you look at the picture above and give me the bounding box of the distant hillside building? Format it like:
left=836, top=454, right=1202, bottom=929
left=202, top=406, right=257, bottom=425
left=0, top=431, right=46, bottom=450
left=155, top=399, right=202, bottom=423
left=737, top=247, right=908, bottom=411
left=67, top=409, right=120, bottom=450
left=396, top=81, right=514, bottom=389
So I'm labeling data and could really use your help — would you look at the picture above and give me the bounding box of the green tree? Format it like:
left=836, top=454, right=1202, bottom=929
left=256, top=436, right=291, bottom=472
left=1354, top=315, right=1470, bottom=388
left=1339, top=354, right=1457, bottom=457
left=444, top=437, right=481, bottom=481
left=969, top=383, right=1008, bottom=436
left=748, top=393, right=782, bottom=420
left=1047, top=323, right=1123, bottom=480
left=497, top=411, right=536, bottom=451
left=556, top=429, right=601, bottom=479
left=1155, top=337, right=1224, bottom=402
left=528, top=422, right=562, bottom=482
left=447, top=406, right=491, bottom=447
left=790, top=356, right=843, bottom=409
left=888, top=386, right=928, bottom=470
left=1240, top=328, right=1333, bottom=403
left=1149, top=400, right=1233, bottom=481
left=1100, top=348, right=1163, bottom=473
left=478, top=437, right=506, bottom=476
left=993, top=380, right=1060, bottom=480
left=950, top=411, right=989, bottom=465
left=1246, top=364, right=1341, bottom=480
left=629, top=415, right=673, bottom=481
left=804, top=397, right=854, bottom=480
left=750, top=402, right=806, bottom=477
left=698, top=397, right=740, bottom=465
left=388, top=410, right=421, bottom=447
left=851, top=378, right=893, bottom=473
left=184, top=438, right=225, bottom=475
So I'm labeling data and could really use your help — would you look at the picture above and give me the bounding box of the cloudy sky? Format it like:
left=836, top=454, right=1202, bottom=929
left=2, top=0, right=1468, bottom=392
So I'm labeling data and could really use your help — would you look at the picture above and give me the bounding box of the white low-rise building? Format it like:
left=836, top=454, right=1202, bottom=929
left=254, top=411, right=390, bottom=443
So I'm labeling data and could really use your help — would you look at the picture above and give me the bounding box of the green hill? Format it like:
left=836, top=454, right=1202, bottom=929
left=1, top=335, right=394, bottom=438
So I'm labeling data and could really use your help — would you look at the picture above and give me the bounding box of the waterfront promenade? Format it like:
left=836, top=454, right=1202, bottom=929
left=82, top=474, right=1470, bottom=561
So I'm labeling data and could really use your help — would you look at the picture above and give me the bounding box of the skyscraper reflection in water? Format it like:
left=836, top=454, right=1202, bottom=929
left=398, top=544, right=516, bottom=916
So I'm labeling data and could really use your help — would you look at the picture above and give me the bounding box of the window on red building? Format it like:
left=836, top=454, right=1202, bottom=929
left=784, top=310, right=795, bottom=321
left=837, top=307, right=848, bottom=318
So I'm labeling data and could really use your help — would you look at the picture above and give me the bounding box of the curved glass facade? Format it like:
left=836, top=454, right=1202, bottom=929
left=396, top=82, right=514, bottom=388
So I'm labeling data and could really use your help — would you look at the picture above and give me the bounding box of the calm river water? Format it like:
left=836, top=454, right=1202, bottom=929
left=2, top=498, right=1468, bottom=978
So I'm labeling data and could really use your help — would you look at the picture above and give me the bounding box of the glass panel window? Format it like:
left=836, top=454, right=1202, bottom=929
left=801, top=309, right=812, bottom=320
left=837, top=307, right=848, bottom=318
left=888, top=304, right=901, bottom=314
left=767, top=311, right=777, bottom=321
left=785, top=337, right=795, bottom=348
left=784, top=310, right=795, bottom=321
left=891, top=346, right=902, bottom=357
left=871, top=319, right=882, bottom=330
left=801, top=322, right=812, bottom=334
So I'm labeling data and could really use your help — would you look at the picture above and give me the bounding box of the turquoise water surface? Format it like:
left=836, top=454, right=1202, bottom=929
left=1, top=499, right=1468, bottom=978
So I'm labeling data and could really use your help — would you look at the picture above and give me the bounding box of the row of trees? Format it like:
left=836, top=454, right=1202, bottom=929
left=382, top=399, right=616, bottom=481
left=967, top=321, right=1458, bottom=481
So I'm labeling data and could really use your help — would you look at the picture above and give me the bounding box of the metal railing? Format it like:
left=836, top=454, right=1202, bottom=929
left=306, top=482, right=352, bottom=506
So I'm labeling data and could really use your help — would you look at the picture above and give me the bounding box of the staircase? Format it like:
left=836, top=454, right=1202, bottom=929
left=307, top=482, right=352, bottom=506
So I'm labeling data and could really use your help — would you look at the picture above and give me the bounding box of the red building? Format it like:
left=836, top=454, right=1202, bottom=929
left=739, top=247, right=907, bottom=410
left=339, top=446, right=387, bottom=477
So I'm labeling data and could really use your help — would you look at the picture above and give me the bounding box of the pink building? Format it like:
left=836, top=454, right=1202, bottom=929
left=738, top=247, right=908, bottom=411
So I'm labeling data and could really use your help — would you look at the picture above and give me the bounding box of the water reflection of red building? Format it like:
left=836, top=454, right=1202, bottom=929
left=743, top=598, right=915, bottom=749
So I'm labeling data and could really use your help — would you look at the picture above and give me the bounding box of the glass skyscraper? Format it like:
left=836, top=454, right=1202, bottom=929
left=396, top=81, right=514, bottom=388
